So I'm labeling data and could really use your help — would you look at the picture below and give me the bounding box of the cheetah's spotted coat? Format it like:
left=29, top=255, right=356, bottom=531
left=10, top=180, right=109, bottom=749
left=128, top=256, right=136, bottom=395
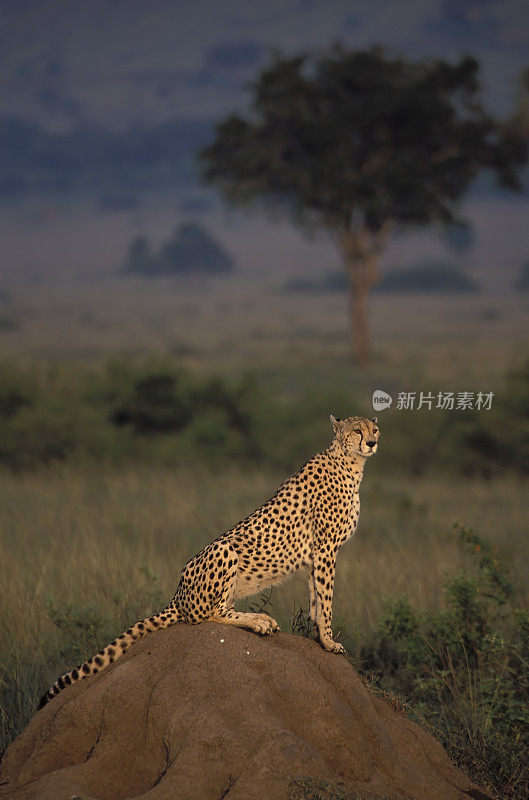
left=38, top=415, right=379, bottom=707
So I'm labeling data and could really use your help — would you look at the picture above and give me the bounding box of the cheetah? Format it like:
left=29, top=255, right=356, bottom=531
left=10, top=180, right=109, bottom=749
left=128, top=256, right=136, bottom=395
left=38, top=414, right=379, bottom=708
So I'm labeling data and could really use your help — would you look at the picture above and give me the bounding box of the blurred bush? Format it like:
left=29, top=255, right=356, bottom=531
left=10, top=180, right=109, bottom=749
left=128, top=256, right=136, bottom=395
left=514, top=261, right=529, bottom=291
left=0, top=357, right=527, bottom=474
left=284, top=262, right=479, bottom=295
left=375, top=261, right=479, bottom=294
left=123, top=223, right=234, bottom=276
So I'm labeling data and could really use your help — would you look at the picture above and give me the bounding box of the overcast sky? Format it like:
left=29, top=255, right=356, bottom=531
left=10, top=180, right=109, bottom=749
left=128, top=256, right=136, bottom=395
left=1, top=0, right=528, bottom=127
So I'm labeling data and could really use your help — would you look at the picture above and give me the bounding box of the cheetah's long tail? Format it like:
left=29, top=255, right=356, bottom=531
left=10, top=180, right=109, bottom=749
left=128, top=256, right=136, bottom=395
left=37, top=600, right=183, bottom=709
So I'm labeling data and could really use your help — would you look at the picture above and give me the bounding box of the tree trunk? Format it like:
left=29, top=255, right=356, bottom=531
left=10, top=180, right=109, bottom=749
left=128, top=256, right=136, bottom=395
left=347, top=265, right=371, bottom=366
left=340, top=230, right=380, bottom=366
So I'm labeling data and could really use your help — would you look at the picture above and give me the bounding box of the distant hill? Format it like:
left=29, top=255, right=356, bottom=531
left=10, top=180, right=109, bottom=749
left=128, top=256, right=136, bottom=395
left=0, top=114, right=212, bottom=198
left=0, top=0, right=526, bottom=202
left=1, top=0, right=526, bottom=131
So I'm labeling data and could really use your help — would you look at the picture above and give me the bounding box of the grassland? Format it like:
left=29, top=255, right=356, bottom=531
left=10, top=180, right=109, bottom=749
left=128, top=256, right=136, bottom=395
left=1, top=463, right=528, bottom=766
left=1, top=273, right=528, bottom=382
left=2, top=464, right=527, bottom=645
left=0, top=264, right=528, bottom=796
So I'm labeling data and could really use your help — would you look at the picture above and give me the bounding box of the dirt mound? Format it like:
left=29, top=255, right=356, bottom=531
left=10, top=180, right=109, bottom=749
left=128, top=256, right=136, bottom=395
left=0, top=623, right=491, bottom=800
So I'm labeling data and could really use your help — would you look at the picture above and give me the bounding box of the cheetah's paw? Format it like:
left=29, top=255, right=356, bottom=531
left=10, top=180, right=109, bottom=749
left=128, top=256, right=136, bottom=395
left=249, top=613, right=281, bottom=636
left=320, top=637, right=347, bottom=655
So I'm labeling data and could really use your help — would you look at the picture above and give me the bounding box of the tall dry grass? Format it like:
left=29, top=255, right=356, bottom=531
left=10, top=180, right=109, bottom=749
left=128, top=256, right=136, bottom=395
left=1, top=464, right=527, bottom=696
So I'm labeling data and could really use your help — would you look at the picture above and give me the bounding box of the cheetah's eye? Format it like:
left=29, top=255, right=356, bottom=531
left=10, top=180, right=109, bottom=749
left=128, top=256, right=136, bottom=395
left=353, top=429, right=362, bottom=434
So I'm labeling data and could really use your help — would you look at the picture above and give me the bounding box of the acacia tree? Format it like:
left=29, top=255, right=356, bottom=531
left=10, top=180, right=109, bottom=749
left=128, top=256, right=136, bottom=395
left=199, top=47, right=526, bottom=364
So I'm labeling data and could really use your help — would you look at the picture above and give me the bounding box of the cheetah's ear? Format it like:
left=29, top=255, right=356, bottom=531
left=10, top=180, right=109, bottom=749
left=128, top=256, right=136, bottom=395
left=330, top=414, right=342, bottom=433
left=371, top=416, right=378, bottom=424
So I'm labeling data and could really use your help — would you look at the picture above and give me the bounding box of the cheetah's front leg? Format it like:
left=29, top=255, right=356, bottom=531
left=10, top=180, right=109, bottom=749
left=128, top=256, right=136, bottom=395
left=309, top=549, right=346, bottom=655
left=207, top=547, right=280, bottom=636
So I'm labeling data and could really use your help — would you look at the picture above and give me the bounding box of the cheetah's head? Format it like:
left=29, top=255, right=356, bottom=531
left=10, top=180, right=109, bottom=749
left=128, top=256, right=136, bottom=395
left=330, top=415, right=380, bottom=458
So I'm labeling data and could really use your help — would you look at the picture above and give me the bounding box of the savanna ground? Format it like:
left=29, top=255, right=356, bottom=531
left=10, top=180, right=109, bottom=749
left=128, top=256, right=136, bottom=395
left=1, top=275, right=528, bottom=799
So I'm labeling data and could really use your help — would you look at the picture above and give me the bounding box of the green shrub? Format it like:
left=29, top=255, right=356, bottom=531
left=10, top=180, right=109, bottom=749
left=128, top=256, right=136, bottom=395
left=112, top=371, right=193, bottom=433
left=0, top=364, right=34, bottom=417
left=440, top=360, right=529, bottom=475
left=0, top=365, right=116, bottom=469
left=353, top=526, right=529, bottom=799
left=107, top=362, right=264, bottom=461
left=0, top=360, right=267, bottom=469
left=369, top=357, right=529, bottom=478
left=0, top=357, right=527, bottom=475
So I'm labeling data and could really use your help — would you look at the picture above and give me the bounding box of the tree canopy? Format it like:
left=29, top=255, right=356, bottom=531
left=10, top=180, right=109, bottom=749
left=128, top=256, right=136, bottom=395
left=200, top=47, right=527, bottom=362
left=201, top=47, right=526, bottom=234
